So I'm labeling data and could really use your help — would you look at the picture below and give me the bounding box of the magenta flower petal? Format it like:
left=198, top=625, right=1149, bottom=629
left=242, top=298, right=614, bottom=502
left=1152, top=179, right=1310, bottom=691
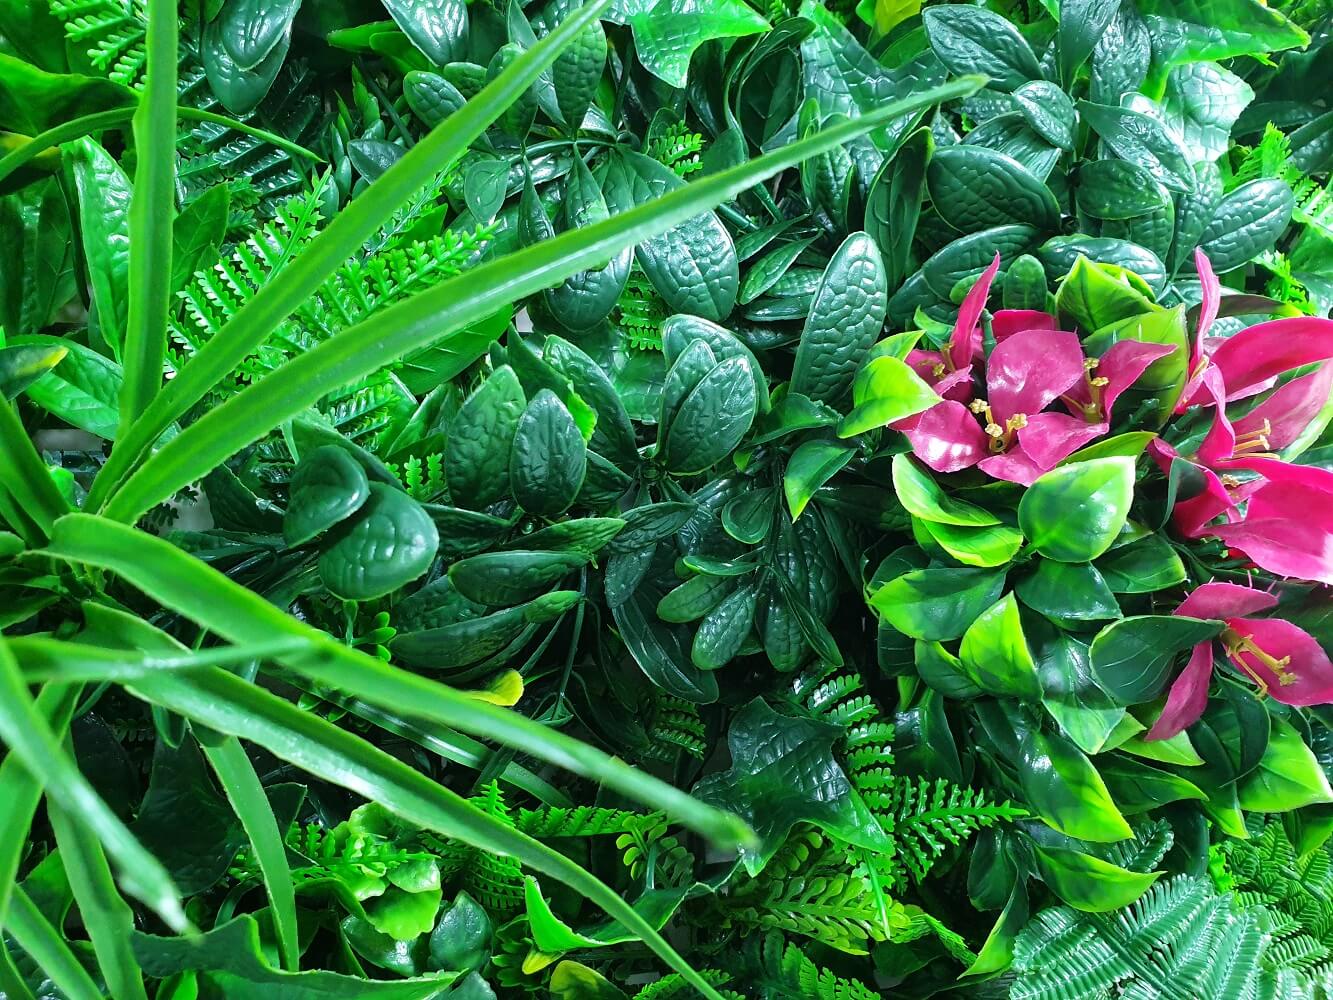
left=1208, top=316, right=1333, bottom=400
left=1233, top=363, right=1333, bottom=452
left=907, top=348, right=947, bottom=382
left=1177, top=249, right=1221, bottom=413
left=898, top=400, right=990, bottom=473
left=948, top=253, right=1002, bottom=371
left=1097, top=341, right=1179, bottom=417
left=991, top=309, right=1058, bottom=343
left=1215, top=509, right=1333, bottom=586
left=1175, top=582, right=1278, bottom=620
left=937, top=365, right=976, bottom=404
left=1226, top=618, right=1333, bottom=707
left=1146, top=641, right=1214, bottom=741
left=977, top=448, right=1049, bottom=486
left=1172, top=465, right=1245, bottom=538
left=1196, top=367, right=1237, bottom=467
left=1195, top=248, right=1220, bottom=343
left=985, top=328, right=1086, bottom=420
left=1015, top=412, right=1106, bottom=469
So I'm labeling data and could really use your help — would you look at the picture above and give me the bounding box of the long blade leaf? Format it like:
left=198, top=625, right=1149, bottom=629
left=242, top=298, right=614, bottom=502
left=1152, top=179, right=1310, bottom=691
left=0, top=638, right=187, bottom=930
left=42, top=514, right=754, bottom=849
left=9, top=635, right=310, bottom=682
left=48, top=802, right=149, bottom=1000
left=0, top=683, right=80, bottom=926
left=4, top=887, right=103, bottom=1000
left=86, top=0, right=614, bottom=511
left=117, top=0, right=178, bottom=431
left=124, top=663, right=730, bottom=1000
left=0, top=396, right=68, bottom=537
left=102, top=75, right=984, bottom=522
left=201, top=737, right=302, bottom=974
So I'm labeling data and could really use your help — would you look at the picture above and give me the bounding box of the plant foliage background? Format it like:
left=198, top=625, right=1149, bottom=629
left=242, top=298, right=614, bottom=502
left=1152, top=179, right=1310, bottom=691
left=0, top=0, right=1331, bottom=997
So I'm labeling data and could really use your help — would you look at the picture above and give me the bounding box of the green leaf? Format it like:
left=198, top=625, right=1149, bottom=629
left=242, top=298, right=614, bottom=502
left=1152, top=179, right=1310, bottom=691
left=7, top=885, right=103, bottom=1000
left=284, top=446, right=371, bottom=547
left=317, top=484, right=439, bottom=601
left=1018, top=458, right=1134, bottom=563
left=1019, top=726, right=1132, bottom=842
left=391, top=591, right=580, bottom=668
left=449, top=550, right=587, bottom=606
left=838, top=356, right=940, bottom=437
left=629, top=0, right=768, bottom=88
left=1159, top=62, right=1253, bottom=163
left=663, top=357, right=758, bottom=474
left=1076, top=160, right=1172, bottom=221
left=511, top=389, right=587, bottom=516
left=1077, top=101, right=1194, bottom=193
left=1055, top=0, right=1120, bottom=84
left=1198, top=178, right=1294, bottom=274
left=958, top=593, right=1042, bottom=700
left=920, top=520, right=1025, bottom=568
left=1080, top=305, right=1188, bottom=420
left=1135, top=0, right=1308, bottom=66
left=784, top=439, right=855, bottom=520
left=601, top=149, right=738, bottom=321
left=201, top=738, right=301, bottom=973
left=612, top=584, right=720, bottom=703
left=47, top=802, right=148, bottom=1000
left=1015, top=560, right=1120, bottom=622
left=927, top=145, right=1059, bottom=233
left=1089, top=615, right=1222, bottom=704
left=923, top=5, right=1042, bottom=92
left=445, top=366, right=526, bottom=509
left=1054, top=256, right=1159, bottom=332
left=545, top=160, right=631, bottom=332
left=1032, top=844, right=1160, bottom=913
left=790, top=232, right=888, bottom=406
left=117, top=0, right=176, bottom=432
left=870, top=566, right=1007, bottom=641
left=892, top=453, right=998, bottom=526
left=170, top=185, right=229, bottom=293
left=99, top=75, right=988, bottom=524
left=0, top=638, right=186, bottom=930
left=693, top=699, right=889, bottom=875
left=865, top=126, right=932, bottom=290
left=380, top=0, right=468, bottom=64
left=429, top=891, right=491, bottom=973
left=67, top=138, right=131, bottom=358
left=1095, top=534, right=1185, bottom=593
left=1237, top=717, right=1333, bottom=813
left=691, top=583, right=758, bottom=670
left=1037, top=633, right=1125, bottom=755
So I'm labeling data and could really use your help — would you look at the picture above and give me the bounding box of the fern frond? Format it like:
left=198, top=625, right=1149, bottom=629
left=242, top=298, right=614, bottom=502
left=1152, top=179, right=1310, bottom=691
left=1012, top=876, right=1269, bottom=1000
left=516, top=805, right=653, bottom=838
left=49, top=0, right=148, bottom=87
left=615, top=268, right=669, bottom=352
left=634, top=970, right=743, bottom=1000
left=869, top=776, right=1025, bottom=883
left=645, top=695, right=708, bottom=760
left=790, top=662, right=877, bottom=728
left=646, top=122, right=706, bottom=178
left=615, top=814, right=696, bottom=886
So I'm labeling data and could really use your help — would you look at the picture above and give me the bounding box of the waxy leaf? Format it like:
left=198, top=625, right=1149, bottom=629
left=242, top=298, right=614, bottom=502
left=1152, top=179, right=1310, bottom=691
left=693, top=699, right=889, bottom=874
left=445, top=367, right=526, bottom=509
left=1019, top=459, right=1134, bottom=563
left=284, top=446, right=370, bottom=547
left=958, top=594, right=1042, bottom=700
left=318, top=485, right=439, bottom=601
left=511, top=390, right=587, bottom=516
left=449, top=550, right=588, bottom=607
left=870, top=567, right=1007, bottom=641
left=1019, top=726, right=1132, bottom=842
left=1089, top=615, right=1223, bottom=704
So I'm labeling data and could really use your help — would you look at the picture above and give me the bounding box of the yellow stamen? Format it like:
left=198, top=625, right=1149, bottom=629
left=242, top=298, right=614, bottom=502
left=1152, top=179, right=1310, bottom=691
left=1223, top=627, right=1296, bottom=691
left=932, top=362, right=947, bottom=378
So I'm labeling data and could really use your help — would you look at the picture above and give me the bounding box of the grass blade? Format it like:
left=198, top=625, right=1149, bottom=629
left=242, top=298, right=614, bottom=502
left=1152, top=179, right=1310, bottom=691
left=201, top=737, right=302, bottom=973
left=0, top=638, right=187, bottom=931
left=0, top=683, right=80, bottom=927
left=4, top=887, right=102, bottom=1000
left=117, top=0, right=178, bottom=431
left=0, top=396, right=68, bottom=538
left=44, top=515, right=754, bottom=850
left=126, top=664, right=731, bottom=1000
left=85, top=0, right=614, bottom=512
left=9, top=636, right=310, bottom=682
left=48, top=802, right=149, bottom=1000
left=101, top=75, right=985, bottom=523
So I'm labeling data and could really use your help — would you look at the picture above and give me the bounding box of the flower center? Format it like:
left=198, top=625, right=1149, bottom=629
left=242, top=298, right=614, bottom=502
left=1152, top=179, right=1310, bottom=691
left=1060, top=358, right=1109, bottom=422
left=1222, top=626, right=1296, bottom=695
left=970, top=400, right=1026, bottom=453
left=1231, top=418, right=1278, bottom=460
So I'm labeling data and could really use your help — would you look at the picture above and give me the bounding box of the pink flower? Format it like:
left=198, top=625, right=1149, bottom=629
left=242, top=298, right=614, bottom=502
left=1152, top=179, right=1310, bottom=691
left=1148, top=582, right=1333, bottom=740
left=896, top=328, right=1174, bottom=486
left=904, top=253, right=1002, bottom=402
